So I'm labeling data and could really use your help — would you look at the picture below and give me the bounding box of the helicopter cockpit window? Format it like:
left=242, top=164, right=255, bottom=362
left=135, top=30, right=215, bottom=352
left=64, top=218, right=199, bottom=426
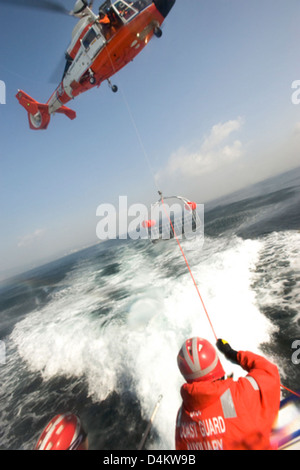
left=131, top=0, right=152, bottom=12
left=113, top=1, right=137, bottom=22
left=82, top=28, right=98, bottom=49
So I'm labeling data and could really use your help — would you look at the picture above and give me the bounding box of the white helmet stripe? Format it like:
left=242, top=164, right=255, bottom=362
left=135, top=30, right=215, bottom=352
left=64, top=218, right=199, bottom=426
left=185, top=354, right=219, bottom=380
left=182, top=338, right=200, bottom=373
left=183, top=338, right=219, bottom=381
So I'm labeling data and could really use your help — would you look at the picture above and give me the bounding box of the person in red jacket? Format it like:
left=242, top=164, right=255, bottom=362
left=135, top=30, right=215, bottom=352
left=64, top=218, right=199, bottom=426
left=175, top=337, right=281, bottom=450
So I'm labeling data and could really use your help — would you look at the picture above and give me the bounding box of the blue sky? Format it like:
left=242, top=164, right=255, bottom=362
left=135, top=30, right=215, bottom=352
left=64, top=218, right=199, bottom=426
left=0, top=0, right=300, bottom=278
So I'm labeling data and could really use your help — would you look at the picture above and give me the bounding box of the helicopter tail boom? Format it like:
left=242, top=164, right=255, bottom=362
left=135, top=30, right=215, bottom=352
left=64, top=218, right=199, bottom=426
left=16, top=90, right=76, bottom=130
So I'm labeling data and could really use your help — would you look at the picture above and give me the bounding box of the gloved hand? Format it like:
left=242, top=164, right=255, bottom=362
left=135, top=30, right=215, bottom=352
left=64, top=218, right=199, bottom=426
left=216, top=339, right=239, bottom=365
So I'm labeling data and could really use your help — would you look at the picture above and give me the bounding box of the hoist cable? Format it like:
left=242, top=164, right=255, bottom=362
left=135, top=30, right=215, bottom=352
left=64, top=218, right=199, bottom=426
left=160, top=196, right=218, bottom=341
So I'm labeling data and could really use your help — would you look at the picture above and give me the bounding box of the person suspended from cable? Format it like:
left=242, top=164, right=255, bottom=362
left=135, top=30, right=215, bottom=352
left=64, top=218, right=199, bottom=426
left=141, top=192, right=201, bottom=242
left=175, top=337, right=281, bottom=450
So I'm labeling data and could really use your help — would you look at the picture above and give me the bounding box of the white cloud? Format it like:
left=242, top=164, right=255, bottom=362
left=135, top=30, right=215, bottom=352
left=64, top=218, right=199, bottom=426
left=17, top=229, right=46, bottom=248
left=156, top=118, right=244, bottom=182
left=293, top=122, right=300, bottom=134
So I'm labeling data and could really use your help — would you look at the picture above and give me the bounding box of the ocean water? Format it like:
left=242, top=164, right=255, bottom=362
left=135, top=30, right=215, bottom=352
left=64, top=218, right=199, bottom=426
left=0, top=167, right=300, bottom=450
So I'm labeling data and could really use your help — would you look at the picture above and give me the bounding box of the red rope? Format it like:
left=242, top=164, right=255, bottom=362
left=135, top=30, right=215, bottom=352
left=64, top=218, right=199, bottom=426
left=280, top=384, right=300, bottom=399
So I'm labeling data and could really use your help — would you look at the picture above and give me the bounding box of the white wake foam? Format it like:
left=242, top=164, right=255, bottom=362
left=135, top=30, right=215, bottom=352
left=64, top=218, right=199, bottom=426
left=10, top=233, right=281, bottom=449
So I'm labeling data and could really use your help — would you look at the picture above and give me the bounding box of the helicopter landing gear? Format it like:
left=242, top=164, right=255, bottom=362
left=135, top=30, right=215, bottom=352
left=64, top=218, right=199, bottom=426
left=154, top=26, right=162, bottom=38
left=107, top=78, right=118, bottom=93
left=107, top=79, right=118, bottom=93
left=88, top=69, right=96, bottom=85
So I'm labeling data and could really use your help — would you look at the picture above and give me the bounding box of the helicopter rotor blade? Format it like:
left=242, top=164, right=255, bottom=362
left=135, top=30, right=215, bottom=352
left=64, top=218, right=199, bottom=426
left=0, top=0, right=70, bottom=15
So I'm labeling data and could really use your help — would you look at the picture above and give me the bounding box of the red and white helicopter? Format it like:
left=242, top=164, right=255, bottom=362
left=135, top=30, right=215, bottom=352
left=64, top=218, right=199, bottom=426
left=14, top=0, right=176, bottom=130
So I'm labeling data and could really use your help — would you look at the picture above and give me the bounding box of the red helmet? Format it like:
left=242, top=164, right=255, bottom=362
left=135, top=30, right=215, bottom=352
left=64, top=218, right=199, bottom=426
left=35, top=413, right=87, bottom=450
left=177, top=337, right=225, bottom=383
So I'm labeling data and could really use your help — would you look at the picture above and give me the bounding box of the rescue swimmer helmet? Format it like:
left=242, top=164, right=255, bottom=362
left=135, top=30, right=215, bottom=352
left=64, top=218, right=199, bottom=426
left=177, top=337, right=225, bottom=383
left=35, top=413, right=88, bottom=450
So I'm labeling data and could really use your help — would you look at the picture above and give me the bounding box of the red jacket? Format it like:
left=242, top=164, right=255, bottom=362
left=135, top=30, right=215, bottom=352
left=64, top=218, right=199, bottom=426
left=175, top=351, right=280, bottom=450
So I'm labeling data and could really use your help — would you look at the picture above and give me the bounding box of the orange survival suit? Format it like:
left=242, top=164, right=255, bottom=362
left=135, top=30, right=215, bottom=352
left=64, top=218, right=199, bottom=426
left=176, top=350, right=281, bottom=450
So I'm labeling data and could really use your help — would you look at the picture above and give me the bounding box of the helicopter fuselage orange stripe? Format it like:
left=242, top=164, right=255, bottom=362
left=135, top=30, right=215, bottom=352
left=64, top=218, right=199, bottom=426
left=91, top=4, right=164, bottom=85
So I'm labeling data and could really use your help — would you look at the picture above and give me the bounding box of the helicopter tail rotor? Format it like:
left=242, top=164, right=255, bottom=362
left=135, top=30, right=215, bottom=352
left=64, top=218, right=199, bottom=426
left=16, top=90, right=76, bottom=130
